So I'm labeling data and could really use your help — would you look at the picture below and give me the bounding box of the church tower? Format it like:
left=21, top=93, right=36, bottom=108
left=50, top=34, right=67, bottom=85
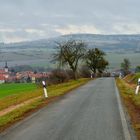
left=4, top=61, right=8, bottom=73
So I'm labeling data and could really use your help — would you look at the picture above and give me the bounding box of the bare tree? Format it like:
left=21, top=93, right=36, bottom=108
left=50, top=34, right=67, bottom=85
left=53, top=40, right=87, bottom=79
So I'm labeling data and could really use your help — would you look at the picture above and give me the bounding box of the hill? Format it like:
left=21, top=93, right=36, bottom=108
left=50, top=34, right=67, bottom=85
left=0, top=34, right=140, bottom=69
left=1, top=34, right=140, bottom=52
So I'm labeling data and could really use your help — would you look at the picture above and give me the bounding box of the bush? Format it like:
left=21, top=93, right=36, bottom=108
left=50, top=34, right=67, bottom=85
left=65, top=69, right=76, bottom=79
left=48, top=69, right=69, bottom=84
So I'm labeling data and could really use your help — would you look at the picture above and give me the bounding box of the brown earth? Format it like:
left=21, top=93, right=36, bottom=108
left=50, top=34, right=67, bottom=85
left=0, top=97, right=41, bottom=117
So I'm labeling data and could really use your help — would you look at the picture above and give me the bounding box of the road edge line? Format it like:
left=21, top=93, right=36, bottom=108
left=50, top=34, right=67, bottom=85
left=114, top=79, right=131, bottom=140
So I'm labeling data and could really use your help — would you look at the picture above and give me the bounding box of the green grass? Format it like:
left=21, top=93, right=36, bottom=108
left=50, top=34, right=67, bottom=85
left=116, top=78, right=134, bottom=97
left=0, top=78, right=90, bottom=131
left=0, top=99, right=43, bottom=128
left=132, top=73, right=140, bottom=84
left=0, top=83, right=37, bottom=98
left=0, top=88, right=42, bottom=111
left=0, top=79, right=90, bottom=111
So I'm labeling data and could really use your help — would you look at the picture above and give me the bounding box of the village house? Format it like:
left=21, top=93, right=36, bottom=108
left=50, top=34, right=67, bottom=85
left=16, top=71, right=49, bottom=83
left=0, top=62, right=50, bottom=83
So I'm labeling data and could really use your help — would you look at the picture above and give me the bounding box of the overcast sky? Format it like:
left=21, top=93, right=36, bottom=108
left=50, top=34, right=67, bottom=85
left=0, top=0, right=140, bottom=43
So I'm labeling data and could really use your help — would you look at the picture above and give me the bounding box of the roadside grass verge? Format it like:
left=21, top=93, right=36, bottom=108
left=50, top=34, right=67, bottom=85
left=131, top=73, right=140, bottom=84
left=116, top=78, right=140, bottom=139
left=0, top=99, right=43, bottom=130
left=124, top=73, right=140, bottom=84
left=0, top=78, right=90, bottom=132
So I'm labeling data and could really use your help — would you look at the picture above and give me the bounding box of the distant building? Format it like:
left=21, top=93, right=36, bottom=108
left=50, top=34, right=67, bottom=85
left=0, top=62, right=50, bottom=83
left=5, top=61, right=8, bottom=72
left=16, top=71, right=50, bottom=83
left=0, top=71, right=5, bottom=83
left=0, top=62, right=9, bottom=83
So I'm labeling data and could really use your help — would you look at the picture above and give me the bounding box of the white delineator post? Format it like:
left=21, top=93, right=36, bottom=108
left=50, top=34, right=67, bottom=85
left=42, top=81, right=48, bottom=98
left=135, top=78, right=140, bottom=95
left=119, top=73, right=122, bottom=79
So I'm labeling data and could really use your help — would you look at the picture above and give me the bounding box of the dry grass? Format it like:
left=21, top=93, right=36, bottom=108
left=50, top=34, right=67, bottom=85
left=0, top=89, right=42, bottom=111
left=124, top=73, right=140, bottom=84
left=116, top=78, right=140, bottom=139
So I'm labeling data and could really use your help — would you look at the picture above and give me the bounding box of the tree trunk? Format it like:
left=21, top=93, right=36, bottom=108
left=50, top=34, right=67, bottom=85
left=93, top=68, right=96, bottom=77
left=74, top=70, right=77, bottom=80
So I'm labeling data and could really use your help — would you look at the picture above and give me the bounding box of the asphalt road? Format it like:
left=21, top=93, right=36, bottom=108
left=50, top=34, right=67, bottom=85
left=0, top=78, right=134, bottom=140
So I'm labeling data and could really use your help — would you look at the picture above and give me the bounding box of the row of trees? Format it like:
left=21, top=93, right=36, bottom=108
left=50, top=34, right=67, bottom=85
left=53, top=40, right=109, bottom=79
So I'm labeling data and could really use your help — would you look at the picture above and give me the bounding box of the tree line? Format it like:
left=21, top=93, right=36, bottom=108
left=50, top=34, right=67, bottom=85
left=53, top=40, right=109, bottom=79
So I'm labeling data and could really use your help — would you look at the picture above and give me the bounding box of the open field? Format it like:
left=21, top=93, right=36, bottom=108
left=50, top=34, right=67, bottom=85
left=0, top=48, right=140, bottom=70
left=106, top=52, right=140, bottom=69
left=116, top=75, right=140, bottom=140
left=0, top=83, right=37, bottom=98
left=0, top=78, right=90, bottom=131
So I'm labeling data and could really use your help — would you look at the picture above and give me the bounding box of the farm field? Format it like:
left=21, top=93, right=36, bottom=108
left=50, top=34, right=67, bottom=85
left=0, top=47, right=140, bottom=70
left=0, top=83, right=37, bottom=98
left=106, top=52, right=140, bottom=70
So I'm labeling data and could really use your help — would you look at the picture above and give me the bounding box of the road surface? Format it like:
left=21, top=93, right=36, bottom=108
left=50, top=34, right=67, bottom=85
left=0, top=78, right=134, bottom=140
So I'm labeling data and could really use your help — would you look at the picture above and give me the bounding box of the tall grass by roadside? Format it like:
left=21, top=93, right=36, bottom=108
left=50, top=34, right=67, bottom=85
left=116, top=78, right=140, bottom=140
left=116, top=78, right=140, bottom=105
left=124, top=73, right=140, bottom=84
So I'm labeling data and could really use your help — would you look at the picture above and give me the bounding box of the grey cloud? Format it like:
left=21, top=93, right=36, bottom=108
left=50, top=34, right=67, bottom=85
left=0, top=0, right=140, bottom=42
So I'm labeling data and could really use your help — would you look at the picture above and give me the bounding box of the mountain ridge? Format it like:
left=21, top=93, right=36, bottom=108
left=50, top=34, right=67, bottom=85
left=0, top=34, right=140, bottom=52
left=2, top=33, right=140, bottom=45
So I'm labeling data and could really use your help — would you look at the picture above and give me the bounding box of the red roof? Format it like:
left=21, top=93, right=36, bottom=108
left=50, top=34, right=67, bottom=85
left=16, top=71, right=49, bottom=79
left=0, top=70, right=5, bottom=74
left=0, top=75, right=5, bottom=80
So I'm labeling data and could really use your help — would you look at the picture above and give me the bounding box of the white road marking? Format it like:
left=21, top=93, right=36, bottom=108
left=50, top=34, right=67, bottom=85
left=114, top=79, right=131, bottom=140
